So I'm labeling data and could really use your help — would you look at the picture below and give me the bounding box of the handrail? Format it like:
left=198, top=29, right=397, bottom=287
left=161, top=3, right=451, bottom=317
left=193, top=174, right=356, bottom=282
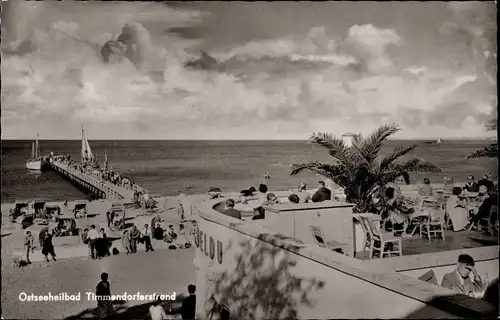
left=51, top=160, right=128, bottom=200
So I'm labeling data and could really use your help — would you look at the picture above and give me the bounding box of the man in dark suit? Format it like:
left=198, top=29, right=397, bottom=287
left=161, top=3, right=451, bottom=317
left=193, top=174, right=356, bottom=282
left=222, top=199, right=242, bottom=220
left=312, top=181, right=332, bottom=203
left=181, top=284, right=196, bottom=320
left=441, top=254, right=484, bottom=296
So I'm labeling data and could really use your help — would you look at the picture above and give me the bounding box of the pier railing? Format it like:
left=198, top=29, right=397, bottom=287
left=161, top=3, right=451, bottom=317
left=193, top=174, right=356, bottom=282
left=50, top=160, right=136, bottom=201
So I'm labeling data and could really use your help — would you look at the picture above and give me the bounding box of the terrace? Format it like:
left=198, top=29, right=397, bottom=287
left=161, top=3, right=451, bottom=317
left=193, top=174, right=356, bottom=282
left=196, top=187, right=498, bottom=319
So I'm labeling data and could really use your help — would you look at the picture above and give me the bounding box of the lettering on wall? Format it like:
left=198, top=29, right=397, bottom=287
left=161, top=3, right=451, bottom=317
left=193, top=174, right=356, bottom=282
left=196, top=229, right=223, bottom=264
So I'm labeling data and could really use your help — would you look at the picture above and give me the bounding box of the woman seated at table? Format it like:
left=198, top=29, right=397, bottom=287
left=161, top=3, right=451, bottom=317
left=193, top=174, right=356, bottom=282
left=378, top=187, right=414, bottom=233
left=446, top=187, right=468, bottom=231
left=476, top=185, right=489, bottom=203
left=419, top=177, right=433, bottom=197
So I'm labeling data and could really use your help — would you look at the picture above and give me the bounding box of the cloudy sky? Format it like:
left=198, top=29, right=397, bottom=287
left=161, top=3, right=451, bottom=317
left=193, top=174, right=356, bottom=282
left=1, top=1, right=496, bottom=139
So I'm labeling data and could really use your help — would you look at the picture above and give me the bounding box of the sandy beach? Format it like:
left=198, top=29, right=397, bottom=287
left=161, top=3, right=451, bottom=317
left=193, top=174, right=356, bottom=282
left=1, top=194, right=206, bottom=319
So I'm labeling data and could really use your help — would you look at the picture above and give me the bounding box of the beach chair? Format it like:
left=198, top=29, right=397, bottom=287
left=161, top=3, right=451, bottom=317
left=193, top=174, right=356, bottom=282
left=362, top=216, right=402, bottom=258
left=472, top=205, right=498, bottom=235
left=420, top=205, right=446, bottom=242
left=309, top=225, right=344, bottom=253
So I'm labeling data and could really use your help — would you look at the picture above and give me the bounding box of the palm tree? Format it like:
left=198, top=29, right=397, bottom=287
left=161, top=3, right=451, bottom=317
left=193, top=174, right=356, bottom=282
left=467, top=118, right=498, bottom=159
left=291, top=123, right=442, bottom=213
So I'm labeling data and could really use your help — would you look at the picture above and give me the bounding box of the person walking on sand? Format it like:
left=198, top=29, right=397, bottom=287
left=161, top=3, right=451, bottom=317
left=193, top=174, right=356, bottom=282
left=41, top=231, right=57, bottom=262
left=149, top=296, right=169, bottom=320
left=87, top=225, right=99, bottom=259
left=142, top=224, right=154, bottom=252
left=24, top=231, right=35, bottom=264
left=96, top=272, right=114, bottom=318
left=130, top=225, right=140, bottom=253
left=181, top=284, right=196, bottom=320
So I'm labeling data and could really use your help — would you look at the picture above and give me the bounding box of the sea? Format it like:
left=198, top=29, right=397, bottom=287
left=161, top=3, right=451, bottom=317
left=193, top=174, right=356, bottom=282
left=1, top=139, right=497, bottom=203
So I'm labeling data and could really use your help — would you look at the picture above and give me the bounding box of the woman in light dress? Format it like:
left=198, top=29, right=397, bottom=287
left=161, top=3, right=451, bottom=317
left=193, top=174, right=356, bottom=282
left=446, top=187, right=468, bottom=231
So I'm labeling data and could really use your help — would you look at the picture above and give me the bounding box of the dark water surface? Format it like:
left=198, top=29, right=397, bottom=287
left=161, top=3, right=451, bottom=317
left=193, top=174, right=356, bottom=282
left=1, top=140, right=496, bottom=203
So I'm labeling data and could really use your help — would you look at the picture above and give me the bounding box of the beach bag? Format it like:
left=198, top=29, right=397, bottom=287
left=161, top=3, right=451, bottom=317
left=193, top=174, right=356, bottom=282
left=112, top=247, right=119, bottom=255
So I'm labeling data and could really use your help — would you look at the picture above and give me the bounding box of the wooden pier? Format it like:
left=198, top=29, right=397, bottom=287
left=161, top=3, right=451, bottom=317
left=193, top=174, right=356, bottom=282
left=50, top=160, right=138, bottom=201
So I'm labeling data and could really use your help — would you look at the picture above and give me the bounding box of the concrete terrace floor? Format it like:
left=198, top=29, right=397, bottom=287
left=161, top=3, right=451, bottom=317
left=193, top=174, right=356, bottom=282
left=356, top=230, right=498, bottom=260
left=1, top=248, right=196, bottom=319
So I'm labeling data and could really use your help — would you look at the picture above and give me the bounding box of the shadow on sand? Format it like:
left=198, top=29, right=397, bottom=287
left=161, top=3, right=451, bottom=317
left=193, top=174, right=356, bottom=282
left=63, top=294, right=186, bottom=319
left=209, top=233, right=324, bottom=319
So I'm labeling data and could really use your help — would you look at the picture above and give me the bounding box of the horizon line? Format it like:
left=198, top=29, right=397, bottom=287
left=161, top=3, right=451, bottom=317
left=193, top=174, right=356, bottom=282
left=1, top=137, right=497, bottom=141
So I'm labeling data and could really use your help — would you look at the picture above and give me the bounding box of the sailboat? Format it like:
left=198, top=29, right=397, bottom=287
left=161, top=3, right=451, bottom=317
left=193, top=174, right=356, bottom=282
left=81, top=124, right=95, bottom=164
left=436, top=138, right=442, bottom=144
left=26, top=134, right=49, bottom=171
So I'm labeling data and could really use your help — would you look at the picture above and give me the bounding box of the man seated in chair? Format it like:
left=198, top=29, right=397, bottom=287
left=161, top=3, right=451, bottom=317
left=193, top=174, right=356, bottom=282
left=221, top=199, right=242, bottom=220
left=312, top=181, right=331, bottom=203
left=466, top=188, right=497, bottom=231
left=441, top=254, right=485, bottom=296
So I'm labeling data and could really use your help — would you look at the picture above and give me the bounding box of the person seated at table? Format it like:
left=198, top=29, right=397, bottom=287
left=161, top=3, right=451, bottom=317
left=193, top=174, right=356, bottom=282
left=312, top=181, right=331, bottom=203
left=476, top=185, right=489, bottom=202
left=379, top=187, right=414, bottom=233
left=478, top=173, right=495, bottom=192
left=267, top=193, right=279, bottom=205
left=419, top=177, right=433, bottom=197
left=296, top=182, right=311, bottom=203
left=441, top=254, right=484, bottom=296
left=257, top=184, right=269, bottom=206
left=222, top=198, right=242, bottom=220
left=464, top=175, right=479, bottom=192
left=288, top=194, right=300, bottom=204
left=446, top=187, right=468, bottom=231
left=466, top=188, right=497, bottom=231
left=443, top=176, right=454, bottom=194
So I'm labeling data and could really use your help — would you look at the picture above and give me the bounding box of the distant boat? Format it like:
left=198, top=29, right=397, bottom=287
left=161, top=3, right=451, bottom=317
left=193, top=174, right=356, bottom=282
left=26, top=134, right=49, bottom=171
left=436, top=138, right=442, bottom=144
left=81, top=124, right=95, bottom=164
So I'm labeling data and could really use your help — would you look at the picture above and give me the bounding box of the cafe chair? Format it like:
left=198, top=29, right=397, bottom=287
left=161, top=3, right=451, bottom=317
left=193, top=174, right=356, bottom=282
left=310, top=225, right=344, bottom=253
left=420, top=206, right=446, bottom=242
left=362, top=216, right=402, bottom=259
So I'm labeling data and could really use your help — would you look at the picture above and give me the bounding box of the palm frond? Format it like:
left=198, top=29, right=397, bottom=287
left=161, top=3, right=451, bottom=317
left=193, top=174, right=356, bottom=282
left=358, top=123, right=400, bottom=164
left=485, top=118, right=497, bottom=131
left=291, top=161, right=342, bottom=177
left=394, top=158, right=442, bottom=173
left=352, top=133, right=363, bottom=145
left=467, top=144, right=498, bottom=159
left=379, top=144, right=419, bottom=171
left=310, top=133, right=349, bottom=160
left=309, top=133, right=357, bottom=173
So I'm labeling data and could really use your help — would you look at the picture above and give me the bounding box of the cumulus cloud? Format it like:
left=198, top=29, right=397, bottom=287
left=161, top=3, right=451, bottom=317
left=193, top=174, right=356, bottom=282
left=1, top=2, right=495, bottom=139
